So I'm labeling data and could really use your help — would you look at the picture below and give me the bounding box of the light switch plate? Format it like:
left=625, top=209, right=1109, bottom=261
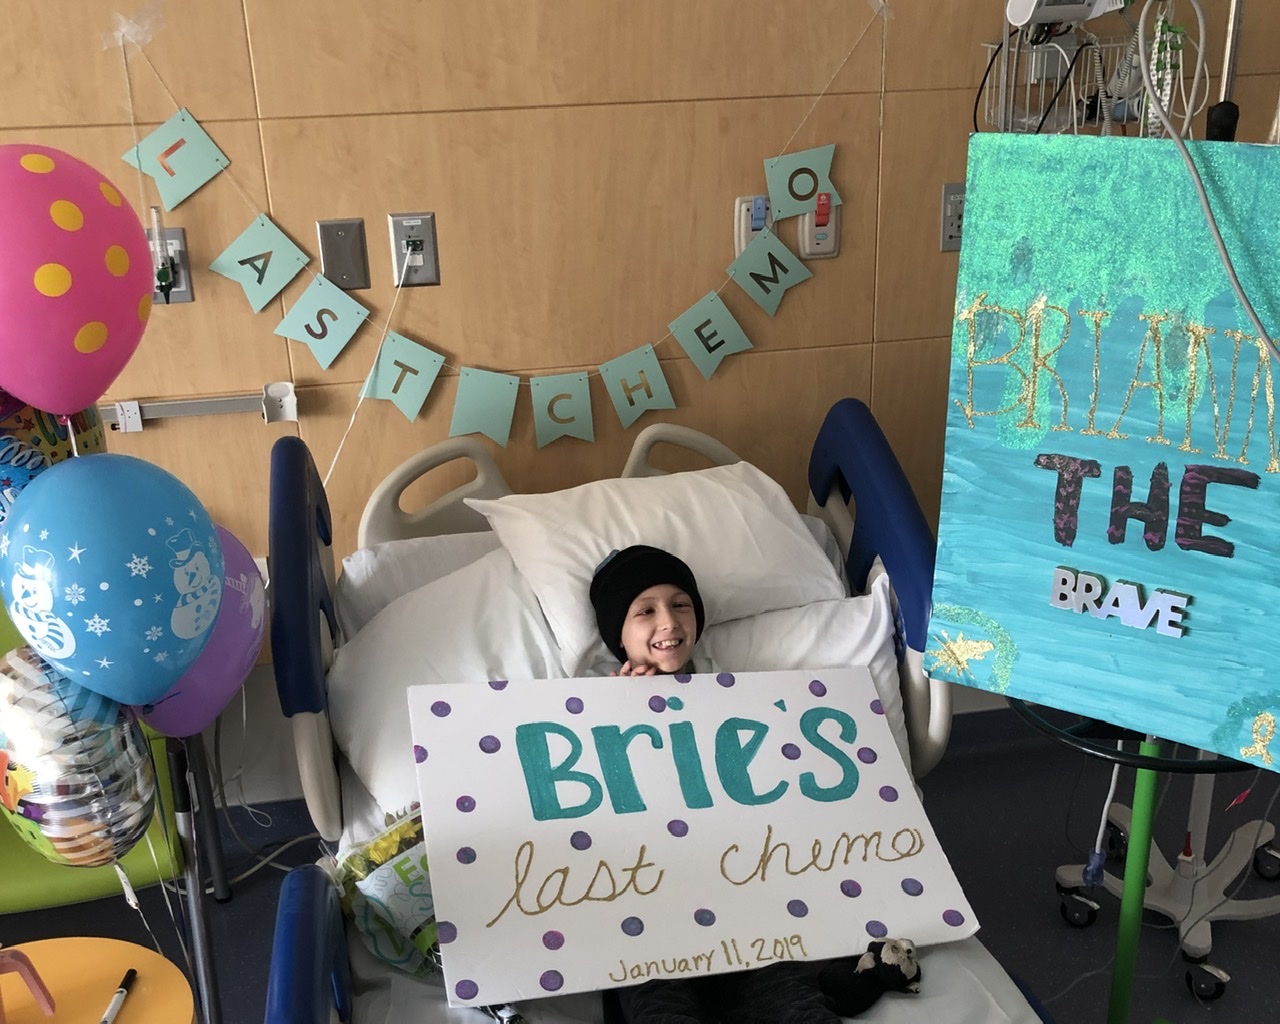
left=797, top=204, right=841, bottom=259
left=317, top=218, right=371, bottom=290
left=388, top=212, right=440, bottom=287
left=940, top=182, right=965, bottom=253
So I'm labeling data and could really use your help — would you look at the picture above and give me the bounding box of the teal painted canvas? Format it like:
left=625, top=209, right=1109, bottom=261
left=930, top=133, right=1280, bottom=770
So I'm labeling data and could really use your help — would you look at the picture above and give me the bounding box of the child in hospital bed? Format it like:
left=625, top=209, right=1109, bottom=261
left=589, top=545, right=921, bottom=1024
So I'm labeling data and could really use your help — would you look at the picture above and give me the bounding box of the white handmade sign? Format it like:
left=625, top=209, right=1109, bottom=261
left=408, top=668, right=977, bottom=1008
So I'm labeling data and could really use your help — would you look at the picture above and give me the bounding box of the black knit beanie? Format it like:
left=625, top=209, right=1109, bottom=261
left=589, top=545, right=706, bottom=662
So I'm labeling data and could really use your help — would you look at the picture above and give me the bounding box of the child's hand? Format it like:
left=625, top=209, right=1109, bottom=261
left=613, top=659, right=657, bottom=677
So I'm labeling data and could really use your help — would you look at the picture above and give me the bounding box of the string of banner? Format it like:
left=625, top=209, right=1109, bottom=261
left=118, top=5, right=885, bottom=451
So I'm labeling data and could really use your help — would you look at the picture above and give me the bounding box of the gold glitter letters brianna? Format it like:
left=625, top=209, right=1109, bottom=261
left=1240, top=711, right=1276, bottom=766
left=955, top=297, right=1280, bottom=472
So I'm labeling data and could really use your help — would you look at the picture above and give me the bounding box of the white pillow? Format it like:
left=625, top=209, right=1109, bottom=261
left=466, top=463, right=844, bottom=675
left=699, top=575, right=911, bottom=773
left=326, top=548, right=564, bottom=814
left=335, top=532, right=501, bottom=638
left=335, top=516, right=843, bottom=643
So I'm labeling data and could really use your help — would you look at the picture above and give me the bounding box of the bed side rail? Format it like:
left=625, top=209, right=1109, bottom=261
left=621, top=422, right=742, bottom=476
left=264, top=864, right=351, bottom=1024
left=359, top=436, right=512, bottom=547
left=807, top=398, right=950, bottom=776
left=269, top=436, right=344, bottom=841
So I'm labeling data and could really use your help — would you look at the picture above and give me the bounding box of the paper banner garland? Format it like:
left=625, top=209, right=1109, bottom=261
left=211, top=215, right=310, bottom=312
left=599, top=346, right=676, bottom=429
left=530, top=372, right=594, bottom=448
left=273, top=275, right=370, bottom=370
left=449, top=368, right=520, bottom=447
left=764, top=144, right=842, bottom=221
left=669, top=292, right=754, bottom=381
left=727, top=228, right=812, bottom=317
left=363, top=332, right=446, bottom=423
left=121, top=109, right=228, bottom=211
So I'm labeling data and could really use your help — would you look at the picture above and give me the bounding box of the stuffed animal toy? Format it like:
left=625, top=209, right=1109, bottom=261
left=818, top=938, right=922, bottom=1016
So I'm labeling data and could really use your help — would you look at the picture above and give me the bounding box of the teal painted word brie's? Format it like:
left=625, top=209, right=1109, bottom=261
left=515, top=708, right=861, bottom=822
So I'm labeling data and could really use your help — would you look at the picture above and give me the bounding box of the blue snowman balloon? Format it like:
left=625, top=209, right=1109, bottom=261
left=0, top=454, right=224, bottom=704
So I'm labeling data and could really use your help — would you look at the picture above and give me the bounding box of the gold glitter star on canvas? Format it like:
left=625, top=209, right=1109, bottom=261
left=927, top=630, right=995, bottom=680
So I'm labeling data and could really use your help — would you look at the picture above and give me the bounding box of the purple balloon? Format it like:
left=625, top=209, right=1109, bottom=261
left=141, top=525, right=266, bottom=737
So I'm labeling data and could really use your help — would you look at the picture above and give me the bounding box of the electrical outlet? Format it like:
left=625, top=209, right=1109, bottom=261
left=733, top=195, right=773, bottom=257
left=145, top=227, right=194, bottom=303
left=388, top=212, right=440, bottom=287
left=940, top=181, right=965, bottom=253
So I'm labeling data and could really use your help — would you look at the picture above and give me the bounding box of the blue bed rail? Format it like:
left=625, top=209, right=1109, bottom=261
left=269, top=435, right=338, bottom=718
left=264, top=864, right=351, bottom=1023
left=808, top=397, right=935, bottom=654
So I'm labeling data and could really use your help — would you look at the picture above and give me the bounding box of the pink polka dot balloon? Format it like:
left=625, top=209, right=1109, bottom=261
left=0, top=145, right=153, bottom=414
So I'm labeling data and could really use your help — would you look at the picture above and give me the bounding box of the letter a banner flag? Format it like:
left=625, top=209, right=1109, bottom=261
left=211, top=214, right=310, bottom=312
left=931, top=132, right=1280, bottom=770
left=407, top=669, right=976, bottom=1007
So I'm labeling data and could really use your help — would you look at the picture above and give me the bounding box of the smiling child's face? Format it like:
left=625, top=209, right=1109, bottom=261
left=619, top=583, right=698, bottom=674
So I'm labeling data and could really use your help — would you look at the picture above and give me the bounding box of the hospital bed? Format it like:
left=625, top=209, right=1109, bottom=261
left=261, top=398, right=1048, bottom=1024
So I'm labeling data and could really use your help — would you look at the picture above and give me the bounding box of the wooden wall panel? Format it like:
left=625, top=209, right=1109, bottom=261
left=261, top=95, right=880, bottom=387
left=0, top=1, right=256, bottom=127
left=301, top=344, right=874, bottom=559
left=870, top=337, right=951, bottom=531
left=102, top=413, right=298, bottom=558
left=245, top=0, right=883, bottom=119
left=875, top=90, right=970, bottom=345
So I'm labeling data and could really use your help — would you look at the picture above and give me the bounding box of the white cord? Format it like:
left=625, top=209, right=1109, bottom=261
left=1137, top=0, right=1280, bottom=364
left=1094, top=754, right=1122, bottom=854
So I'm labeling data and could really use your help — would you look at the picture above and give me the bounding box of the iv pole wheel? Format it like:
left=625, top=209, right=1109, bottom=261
left=1184, top=963, right=1228, bottom=1002
left=1252, top=844, right=1280, bottom=881
left=1058, top=890, right=1099, bottom=928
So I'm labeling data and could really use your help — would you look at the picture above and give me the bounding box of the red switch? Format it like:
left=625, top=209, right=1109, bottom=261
left=815, top=192, right=831, bottom=228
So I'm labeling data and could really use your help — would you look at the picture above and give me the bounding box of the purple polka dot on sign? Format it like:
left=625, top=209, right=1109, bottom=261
left=866, top=920, right=888, bottom=939
left=857, top=747, right=878, bottom=764
left=781, top=743, right=802, bottom=760
left=902, top=878, right=924, bottom=896
left=809, top=679, right=827, bottom=697
left=649, top=695, right=667, bottom=712
left=667, top=696, right=684, bottom=711
left=840, top=879, right=862, bottom=898
left=694, top=908, right=716, bottom=926
left=879, top=785, right=899, bottom=803
left=870, top=699, right=885, bottom=715
left=667, top=819, right=689, bottom=838
left=543, top=930, right=565, bottom=951
left=456, top=847, right=476, bottom=864
left=413, top=744, right=428, bottom=763
left=431, top=701, right=451, bottom=718
left=437, top=921, right=457, bottom=944
left=540, top=970, right=564, bottom=992
left=787, top=899, right=809, bottom=918
left=456, top=795, right=476, bottom=813
left=455, top=980, right=479, bottom=1000
left=570, top=830, right=592, bottom=851
left=479, top=735, right=501, bottom=754
left=944, top=909, right=967, bottom=927
left=716, top=672, right=736, bottom=688
left=621, top=916, right=645, bottom=936
left=674, top=673, right=692, bottom=683
left=488, top=680, right=508, bottom=690
left=566, top=697, right=584, bottom=714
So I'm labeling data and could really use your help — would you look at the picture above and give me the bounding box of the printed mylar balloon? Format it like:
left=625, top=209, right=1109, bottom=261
left=142, top=524, right=266, bottom=738
left=0, top=145, right=154, bottom=414
left=0, top=646, right=155, bottom=867
left=1, top=387, right=106, bottom=528
left=0, top=453, right=224, bottom=703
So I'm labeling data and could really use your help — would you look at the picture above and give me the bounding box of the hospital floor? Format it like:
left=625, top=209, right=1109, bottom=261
left=5, top=707, right=1279, bottom=1023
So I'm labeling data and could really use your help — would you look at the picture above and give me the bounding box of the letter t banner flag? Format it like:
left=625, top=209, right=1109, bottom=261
left=363, top=332, right=446, bottom=422
left=121, top=108, right=229, bottom=210
left=273, top=274, right=370, bottom=370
